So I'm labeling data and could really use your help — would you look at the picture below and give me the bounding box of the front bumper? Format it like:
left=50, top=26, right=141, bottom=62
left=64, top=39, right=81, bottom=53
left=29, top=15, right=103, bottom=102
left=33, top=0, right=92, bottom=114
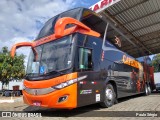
left=23, top=83, right=77, bottom=109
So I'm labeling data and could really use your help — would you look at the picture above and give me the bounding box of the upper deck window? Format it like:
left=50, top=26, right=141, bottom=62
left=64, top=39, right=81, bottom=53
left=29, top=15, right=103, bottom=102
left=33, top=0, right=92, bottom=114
left=36, top=8, right=82, bottom=40
left=81, top=10, right=107, bottom=38
left=36, top=8, right=107, bottom=40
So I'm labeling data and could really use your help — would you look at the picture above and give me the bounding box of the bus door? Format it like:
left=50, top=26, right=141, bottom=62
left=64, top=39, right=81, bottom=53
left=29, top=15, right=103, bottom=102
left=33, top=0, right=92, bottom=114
left=76, top=35, right=103, bottom=107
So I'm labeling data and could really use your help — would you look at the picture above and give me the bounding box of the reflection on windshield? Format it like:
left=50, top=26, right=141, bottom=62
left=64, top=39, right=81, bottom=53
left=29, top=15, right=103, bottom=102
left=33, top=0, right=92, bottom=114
left=26, top=35, right=73, bottom=77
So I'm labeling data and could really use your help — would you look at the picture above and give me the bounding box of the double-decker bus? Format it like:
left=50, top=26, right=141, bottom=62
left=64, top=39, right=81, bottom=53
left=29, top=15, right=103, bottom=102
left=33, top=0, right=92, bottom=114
left=11, top=8, right=154, bottom=109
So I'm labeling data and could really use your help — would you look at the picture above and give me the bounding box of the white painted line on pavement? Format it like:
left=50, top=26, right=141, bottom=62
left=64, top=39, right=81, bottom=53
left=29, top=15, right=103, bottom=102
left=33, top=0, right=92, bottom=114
left=0, top=99, right=14, bottom=103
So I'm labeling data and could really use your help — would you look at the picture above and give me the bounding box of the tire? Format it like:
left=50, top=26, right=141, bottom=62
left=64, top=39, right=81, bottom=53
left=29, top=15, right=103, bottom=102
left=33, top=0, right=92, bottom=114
left=144, top=84, right=149, bottom=96
left=100, top=84, right=116, bottom=108
left=147, top=85, right=151, bottom=95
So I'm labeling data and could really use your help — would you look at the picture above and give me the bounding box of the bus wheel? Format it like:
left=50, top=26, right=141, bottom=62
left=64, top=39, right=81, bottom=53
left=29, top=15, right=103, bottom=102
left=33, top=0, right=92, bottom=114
left=100, top=84, right=116, bottom=108
left=144, top=84, right=149, bottom=96
left=147, top=85, right=151, bottom=95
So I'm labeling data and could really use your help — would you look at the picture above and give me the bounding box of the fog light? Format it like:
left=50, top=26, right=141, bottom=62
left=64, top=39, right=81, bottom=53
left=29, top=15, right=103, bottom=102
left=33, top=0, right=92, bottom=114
left=58, top=95, right=68, bottom=103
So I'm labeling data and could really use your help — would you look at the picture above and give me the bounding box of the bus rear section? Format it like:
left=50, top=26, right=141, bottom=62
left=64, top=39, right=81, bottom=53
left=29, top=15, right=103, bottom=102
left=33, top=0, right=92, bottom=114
left=149, top=66, right=155, bottom=91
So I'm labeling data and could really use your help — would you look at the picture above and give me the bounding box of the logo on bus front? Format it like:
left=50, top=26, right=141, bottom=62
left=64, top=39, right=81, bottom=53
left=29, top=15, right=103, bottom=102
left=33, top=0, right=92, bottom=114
left=34, top=90, right=38, bottom=95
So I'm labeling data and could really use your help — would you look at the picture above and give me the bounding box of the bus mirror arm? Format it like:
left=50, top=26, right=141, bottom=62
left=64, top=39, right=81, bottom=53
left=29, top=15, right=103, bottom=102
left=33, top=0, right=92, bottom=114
left=54, top=17, right=100, bottom=38
left=32, top=47, right=38, bottom=62
left=10, top=42, right=38, bottom=61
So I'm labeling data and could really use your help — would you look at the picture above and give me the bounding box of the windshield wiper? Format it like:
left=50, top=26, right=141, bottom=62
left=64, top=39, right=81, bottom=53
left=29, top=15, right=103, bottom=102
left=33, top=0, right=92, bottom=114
left=44, top=70, right=65, bottom=76
left=26, top=70, right=66, bottom=77
left=26, top=73, right=38, bottom=76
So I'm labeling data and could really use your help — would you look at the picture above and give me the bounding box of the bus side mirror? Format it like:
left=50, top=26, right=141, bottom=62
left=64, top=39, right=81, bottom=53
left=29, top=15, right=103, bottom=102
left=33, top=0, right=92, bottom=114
left=10, top=42, right=38, bottom=61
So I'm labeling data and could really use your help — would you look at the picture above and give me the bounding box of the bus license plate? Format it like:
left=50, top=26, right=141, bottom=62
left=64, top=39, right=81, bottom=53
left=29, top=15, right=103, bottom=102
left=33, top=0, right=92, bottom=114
left=33, top=101, right=41, bottom=106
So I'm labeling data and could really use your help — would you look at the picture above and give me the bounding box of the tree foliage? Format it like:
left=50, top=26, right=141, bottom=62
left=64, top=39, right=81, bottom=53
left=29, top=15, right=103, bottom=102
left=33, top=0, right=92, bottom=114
left=0, top=47, right=25, bottom=89
left=152, top=54, right=160, bottom=72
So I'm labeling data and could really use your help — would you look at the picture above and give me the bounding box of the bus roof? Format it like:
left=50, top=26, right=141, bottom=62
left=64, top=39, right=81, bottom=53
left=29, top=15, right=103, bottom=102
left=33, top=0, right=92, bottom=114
left=35, top=7, right=143, bottom=58
left=36, top=8, right=107, bottom=40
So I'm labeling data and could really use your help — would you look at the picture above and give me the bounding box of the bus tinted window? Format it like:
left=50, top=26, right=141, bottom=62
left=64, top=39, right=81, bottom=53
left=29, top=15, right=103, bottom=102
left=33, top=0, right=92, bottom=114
left=79, top=48, right=92, bottom=70
left=81, top=10, right=107, bottom=38
left=36, top=8, right=82, bottom=40
left=106, top=25, right=136, bottom=57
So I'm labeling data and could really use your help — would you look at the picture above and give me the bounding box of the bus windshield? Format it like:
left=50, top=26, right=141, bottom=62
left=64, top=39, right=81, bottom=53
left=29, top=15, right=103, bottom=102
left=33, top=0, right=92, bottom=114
left=26, top=35, right=73, bottom=77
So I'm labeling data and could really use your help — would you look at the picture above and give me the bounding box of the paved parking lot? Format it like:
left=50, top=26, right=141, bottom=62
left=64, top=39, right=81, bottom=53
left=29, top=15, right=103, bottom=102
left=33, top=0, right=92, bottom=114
left=0, top=92, right=160, bottom=120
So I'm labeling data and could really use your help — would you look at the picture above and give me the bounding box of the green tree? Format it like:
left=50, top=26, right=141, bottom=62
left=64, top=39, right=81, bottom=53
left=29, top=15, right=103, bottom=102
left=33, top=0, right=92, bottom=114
left=152, top=54, right=160, bottom=72
left=0, top=47, right=25, bottom=90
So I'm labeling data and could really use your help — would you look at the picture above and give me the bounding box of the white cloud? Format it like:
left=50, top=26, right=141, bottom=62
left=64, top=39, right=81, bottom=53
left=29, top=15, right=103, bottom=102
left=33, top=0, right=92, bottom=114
left=0, top=0, right=76, bottom=68
left=0, top=0, right=75, bottom=50
left=0, top=0, right=99, bottom=68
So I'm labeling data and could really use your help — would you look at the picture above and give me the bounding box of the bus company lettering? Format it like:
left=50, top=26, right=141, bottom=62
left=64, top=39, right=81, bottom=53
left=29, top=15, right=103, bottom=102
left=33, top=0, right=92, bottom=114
left=122, top=55, right=139, bottom=69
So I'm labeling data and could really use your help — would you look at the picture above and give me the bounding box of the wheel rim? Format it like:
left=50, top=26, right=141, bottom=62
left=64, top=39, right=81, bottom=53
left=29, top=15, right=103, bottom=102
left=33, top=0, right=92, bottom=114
left=148, top=86, right=151, bottom=93
left=145, top=85, right=148, bottom=94
left=106, top=88, right=113, bottom=101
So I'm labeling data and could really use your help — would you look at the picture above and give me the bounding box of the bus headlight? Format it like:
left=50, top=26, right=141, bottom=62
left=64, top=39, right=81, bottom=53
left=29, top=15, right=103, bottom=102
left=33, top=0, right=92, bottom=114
left=54, top=78, right=77, bottom=89
left=53, top=76, right=87, bottom=90
left=24, top=75, right=87, bottom=95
